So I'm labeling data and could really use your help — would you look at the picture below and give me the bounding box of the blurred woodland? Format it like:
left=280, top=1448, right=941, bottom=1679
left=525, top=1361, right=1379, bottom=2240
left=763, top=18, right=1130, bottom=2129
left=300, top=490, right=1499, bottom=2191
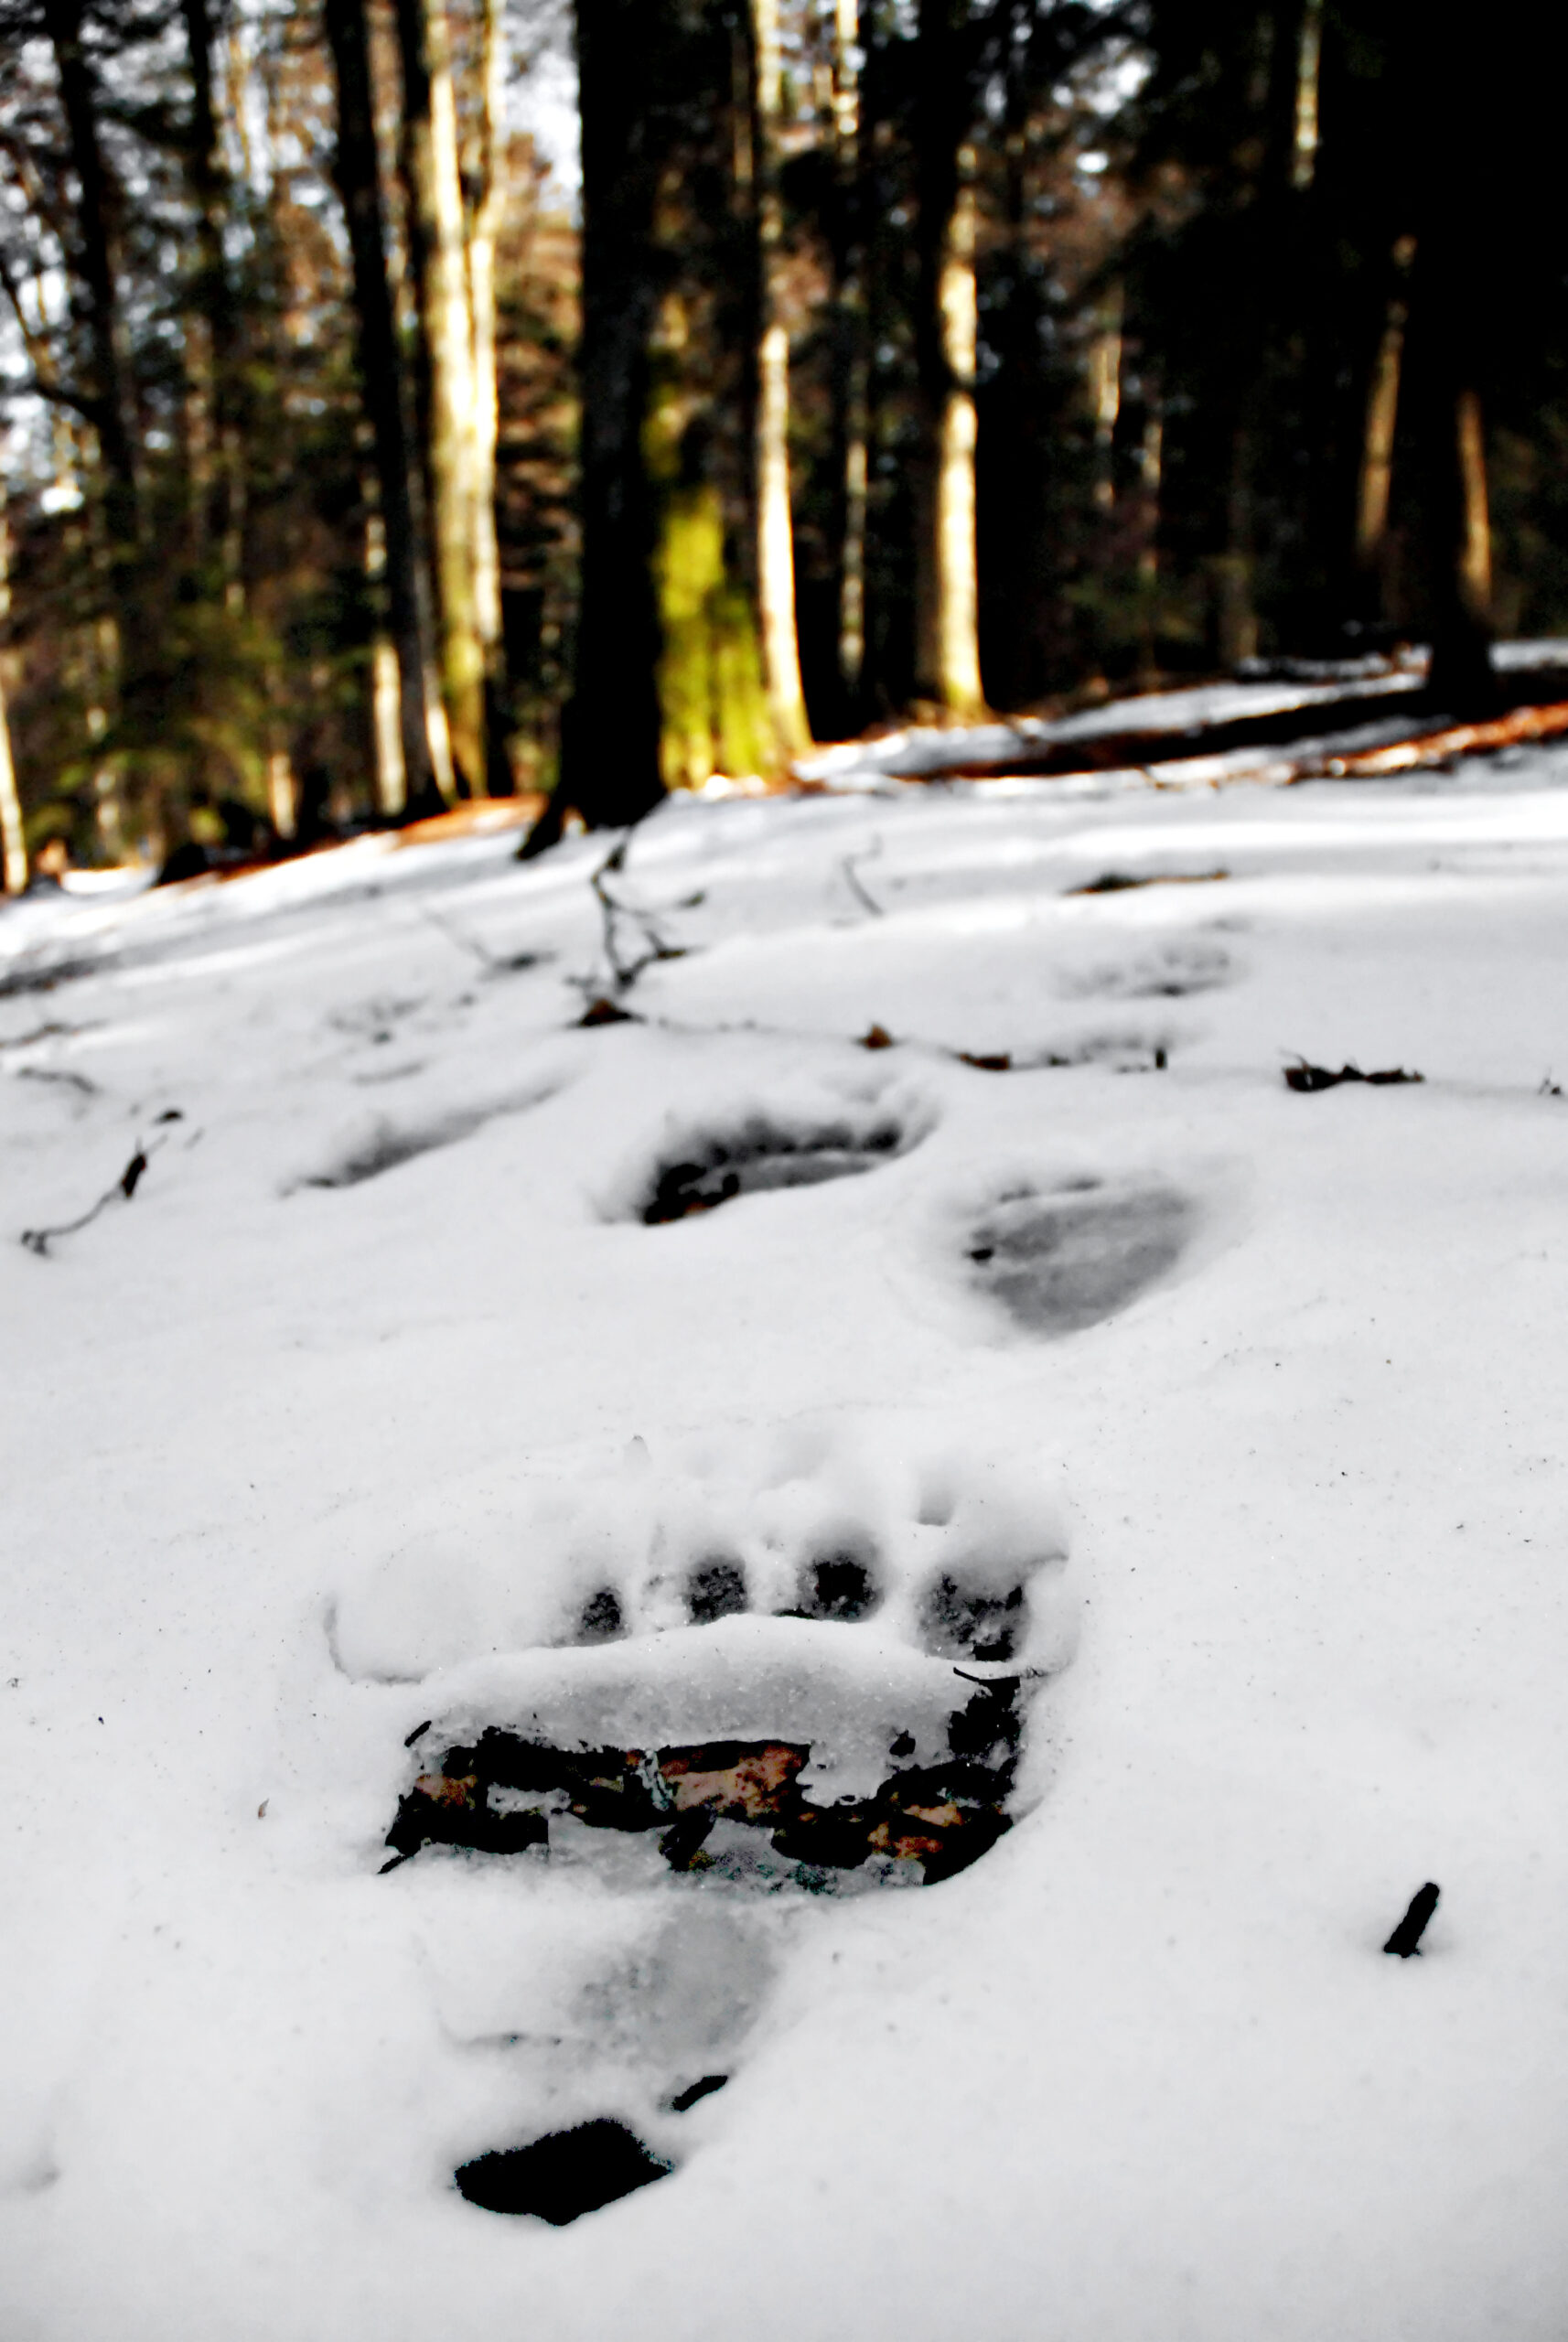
left=1, top=0, right=1565, bottom=880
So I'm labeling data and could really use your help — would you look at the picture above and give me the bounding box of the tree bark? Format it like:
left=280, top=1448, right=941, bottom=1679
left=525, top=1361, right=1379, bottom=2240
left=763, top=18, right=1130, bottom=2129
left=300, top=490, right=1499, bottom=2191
left=1136, top=386, right=1164, bottom=684
left=394, top=0, right=488, bottom=795
left=364, top=506, right=406, bottom=815
left=1215, top=416, right=1258, bottom=669
left=749, top=0, right=811, bottom=759
left=0, top=500, right=26, bottom=895
left=44, top=0, right=147, bottom=773
left=323, top=0, right=439, bottom=806
left=178, top=0, right=243, bottom=601
left=1354, top=234, right=1415, bottom=600
left=1290, top=0, right=1323, bottom=190
left=550, top=0, right=668, bottom=835
left=1089, top=284, right=1123, bottom=513
left=830, top=0, right=868, bottom=722
left=914, top=0, right=983, bottom=714
left=464, top=0, right=504, bottom=672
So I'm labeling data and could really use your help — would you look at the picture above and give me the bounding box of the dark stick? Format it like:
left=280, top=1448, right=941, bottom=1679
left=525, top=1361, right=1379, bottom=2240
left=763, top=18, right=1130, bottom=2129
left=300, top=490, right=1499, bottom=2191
left=1383, top=1881, right=1441, bottom=1957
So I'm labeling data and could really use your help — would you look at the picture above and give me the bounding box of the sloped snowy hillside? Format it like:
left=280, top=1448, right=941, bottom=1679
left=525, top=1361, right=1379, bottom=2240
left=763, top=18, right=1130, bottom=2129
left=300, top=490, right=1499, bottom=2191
left=2, top=752, right=1566, bottom=2342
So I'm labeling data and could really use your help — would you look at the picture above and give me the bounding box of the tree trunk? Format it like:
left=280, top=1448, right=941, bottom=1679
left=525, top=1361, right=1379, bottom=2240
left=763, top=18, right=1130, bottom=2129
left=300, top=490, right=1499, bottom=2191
left=464, top=0, right=504, bottom=679
left=1408, top=26, right=1496, bottom=714
left=550, top=0, right=668, bottom=835
left=1090, top=284, right=1123, bottom=513
left=1354, top=234, right=1415, bottom=602
left=323, top=0, right=439, bottom=806
left=364, top=505, right=406, bottom=815
left=830, top=0, right=868, bottom=722
left=0, top=500, right=26, bottom=895
left=1455, top=389, right=1491, bottom=619
left=1215, top=418, right=1258, bottom=669
left=178, top=0, right=243, bottom=603
left=1136, top=387, right=1164, bottom=684
left=750, top=0, right=811, bottom=760
left=394, top=0, right=488, bottom=795
left=914, top=0, right=983, bottom=714
left=1291, top=0, right=1323, bottom=190
left=0, top=661, right=24, bottom=895
left=44, top=0, right=147, bottom=779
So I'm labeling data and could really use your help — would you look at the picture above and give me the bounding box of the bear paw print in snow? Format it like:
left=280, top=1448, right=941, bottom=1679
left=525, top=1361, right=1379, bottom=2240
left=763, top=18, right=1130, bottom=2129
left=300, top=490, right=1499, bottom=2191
left=965, top=1169, right=1198, bottom=1336
left=328, top=1416, right=1078, bottom=2223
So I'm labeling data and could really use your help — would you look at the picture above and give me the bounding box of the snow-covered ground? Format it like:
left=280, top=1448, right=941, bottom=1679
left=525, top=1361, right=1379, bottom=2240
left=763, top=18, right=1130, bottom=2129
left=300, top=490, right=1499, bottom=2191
left=3, top=749, right=1566, bottom=2341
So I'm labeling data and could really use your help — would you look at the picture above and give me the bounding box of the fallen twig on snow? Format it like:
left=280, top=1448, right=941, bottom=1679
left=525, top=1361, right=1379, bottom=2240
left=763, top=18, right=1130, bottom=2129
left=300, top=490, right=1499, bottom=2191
left=22, top=1143, right=153, bottom=1256
left=1066, top=868, right=1229, bottom=896
left=417, top=904, right=544, bottom=977
left=574, top=831, right=690, bottom=1010
left=0, top=1019, right=91, bottom=1051
left=842, top=841, right=885, bottom=917
left=1284, top=1059, right=1423, bottom=1092
left=17, top=1064, right=98, bottom=1097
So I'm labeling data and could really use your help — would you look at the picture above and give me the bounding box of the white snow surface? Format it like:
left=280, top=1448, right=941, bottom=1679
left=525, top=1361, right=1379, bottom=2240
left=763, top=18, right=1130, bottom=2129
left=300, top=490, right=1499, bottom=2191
left=3, top=750, right=1567, bottom=2340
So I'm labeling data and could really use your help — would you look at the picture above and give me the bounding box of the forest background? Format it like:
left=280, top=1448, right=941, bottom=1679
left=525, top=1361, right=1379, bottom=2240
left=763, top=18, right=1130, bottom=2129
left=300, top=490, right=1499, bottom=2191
left=0, top=0, right=1563, bottom=886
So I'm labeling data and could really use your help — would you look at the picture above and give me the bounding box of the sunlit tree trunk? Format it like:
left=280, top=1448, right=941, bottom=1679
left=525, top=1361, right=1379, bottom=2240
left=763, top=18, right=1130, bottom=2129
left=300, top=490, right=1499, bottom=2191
left=394, top=0, right=488, bottom=795
left=1455, top=390, right=1491, bottom=617
left=267, top=744, right=297, bottom=839
left=750, top=0, right=811, bottom=759
left=324, top=0, right=440, bottom=805
left=914, top=0, right=983, bottom=714
left=929, top=151, right=983, bottom=711
left=1291, top=0, right=1323, bottom=190
left=1423, top=374, right=1495, bottom=713
left=464, top=0, right=503, bottom=676
left=1089, top=284, right=1123, bottom=513
left=364, top=505, right=406, bottom=815
left=0, top=500, right=27, bottom=895
left=1355, top=234, right=1415, bottom=600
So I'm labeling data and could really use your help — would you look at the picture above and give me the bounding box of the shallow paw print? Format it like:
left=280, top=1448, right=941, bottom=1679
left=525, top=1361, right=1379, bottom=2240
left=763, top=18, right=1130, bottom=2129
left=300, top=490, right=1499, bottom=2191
left=1058, top=940, right=1233, bottom=1002
left=602, top=1071, right=937, bottom=1227
left=966, top=1171, right=1198, bottom=1336
left=344, top=1416, right=1077, bottom=2224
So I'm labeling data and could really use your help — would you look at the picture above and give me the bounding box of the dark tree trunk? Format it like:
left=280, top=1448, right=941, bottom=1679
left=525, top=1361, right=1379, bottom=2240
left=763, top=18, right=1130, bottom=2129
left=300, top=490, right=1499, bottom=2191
left=178, top=0, right=242, bottom=586
left=44, top=0, right=144, bottom=685
left=1410, top=242, right=1497, bottom=715
left=554, top=0, right=669, bottom=832
left=323, top=0, right=437, bottom=803
left=1406, top=26, right=1496, bottom=715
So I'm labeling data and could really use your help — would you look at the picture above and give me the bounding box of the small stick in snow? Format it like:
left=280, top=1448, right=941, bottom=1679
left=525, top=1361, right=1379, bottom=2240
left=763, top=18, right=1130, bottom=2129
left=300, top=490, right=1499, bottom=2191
left=842, top=842, right=885, bottom=917
left=21, top=1141, right=156, bottom=1257
left=1284, top=1058, right=1423, bottom=1092
left=1383, top=1881, right=1440, bottom=1957
left=586, top=833, right=688, bottom=996
left=417, top=904, right=542, bottom=976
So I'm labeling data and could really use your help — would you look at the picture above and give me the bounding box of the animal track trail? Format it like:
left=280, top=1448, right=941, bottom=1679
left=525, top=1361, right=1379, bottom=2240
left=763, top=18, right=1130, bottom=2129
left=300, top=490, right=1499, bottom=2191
left=332, top=1417, right=1077, bottom=2226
